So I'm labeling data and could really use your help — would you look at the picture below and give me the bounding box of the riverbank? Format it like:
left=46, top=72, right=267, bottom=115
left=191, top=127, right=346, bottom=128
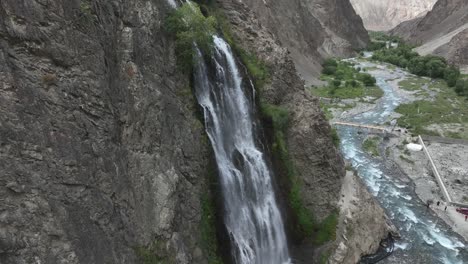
left=387, top=136, right=468, bottom=241
left=316, top=57, right=468, bottom=263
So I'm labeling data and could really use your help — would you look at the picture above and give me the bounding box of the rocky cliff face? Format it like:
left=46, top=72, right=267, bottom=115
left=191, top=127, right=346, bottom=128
left=227, top=0, right=369, bottom=85
left=390, top=0, right=468, bottom=68
left=350, top=0, right=436, bottom=31
left=0, top=0, right=211, bottom=263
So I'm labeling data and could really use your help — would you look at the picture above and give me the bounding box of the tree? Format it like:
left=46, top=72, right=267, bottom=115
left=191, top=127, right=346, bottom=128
left=455, top=79, right=467, bottom=96
left=323, top=58, right=338, bottom=68
left=332, top=79, right=341, bottom=87
left=322, top=65, right=337, bottom=75
left=444, top=66, right=460, bottom=87
left=359, top=73, right=376, bottom=86
left=426, top=57, right=447, bottom=78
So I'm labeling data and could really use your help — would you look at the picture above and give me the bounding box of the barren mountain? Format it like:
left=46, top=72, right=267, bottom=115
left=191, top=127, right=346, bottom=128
left=391, top=0, right=468, bottom=68
left=350, top=0, right=437, bottom=31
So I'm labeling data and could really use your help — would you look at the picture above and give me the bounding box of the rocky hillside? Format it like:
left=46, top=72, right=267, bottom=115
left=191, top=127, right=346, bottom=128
left=391, top=0, right=468, bottom=69
left=230, top=0, right=369, bottom=85
left=350, top=0, right=436, bottom=31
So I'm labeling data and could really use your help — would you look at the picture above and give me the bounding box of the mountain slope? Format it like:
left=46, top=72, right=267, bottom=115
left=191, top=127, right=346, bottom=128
left=350, top=0, right=436, bottom=31
left=228, top=0, right=369, bottom=85
left=391, top=0, right=468, bottom=68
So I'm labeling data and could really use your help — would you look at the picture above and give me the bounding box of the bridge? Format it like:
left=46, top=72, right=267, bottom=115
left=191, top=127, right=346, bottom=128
left=331, top=121, right=389, bottom=132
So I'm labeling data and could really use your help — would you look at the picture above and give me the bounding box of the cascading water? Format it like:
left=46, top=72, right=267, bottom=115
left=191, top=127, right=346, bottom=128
left=193, top=36, right=291, bottom=264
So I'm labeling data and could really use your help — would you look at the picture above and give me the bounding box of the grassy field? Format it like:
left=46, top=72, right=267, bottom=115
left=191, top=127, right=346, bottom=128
left=398, top=77, right=430, bottom=91
left=362, top=137, right=380, bottom=156
left=395, top=79, right=468, bottom=139
left=311, top=85, right=383, bottom=100
left=312, top=59, right=383, bottom=100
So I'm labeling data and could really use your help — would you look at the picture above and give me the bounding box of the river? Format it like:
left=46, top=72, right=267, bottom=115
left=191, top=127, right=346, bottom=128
left=337, top=58, right=468, bottom=264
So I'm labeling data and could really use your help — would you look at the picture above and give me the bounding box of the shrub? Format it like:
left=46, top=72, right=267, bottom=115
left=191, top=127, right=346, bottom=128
left=323, top=58, right=338, bottom=68
left=165, top=2, right=217, bottom=71
left=444, top=66, right=460, bottom=87
left=322, top=65, right=337, bottom=75
left=359, top=73, right=376, bottom=86
left=331, top=128, right=340, bottom=147
left=314, top=211, right=339, bottom=245
left=455, top=79, right=468, bottom=95
left=332, top=79, right=341, bottom=87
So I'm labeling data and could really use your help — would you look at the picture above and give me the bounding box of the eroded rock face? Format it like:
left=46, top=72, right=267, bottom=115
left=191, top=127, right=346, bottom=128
left=330, top=172, right=397, bottom=264
left=350, top=0, right=437, bottom=31
left=0, top=0, right=210, bottom=263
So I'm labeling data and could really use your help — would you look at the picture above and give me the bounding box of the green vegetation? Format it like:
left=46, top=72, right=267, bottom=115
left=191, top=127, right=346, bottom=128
left=200, top=192, right=223, bottom=264
left=319, top=250, right=332, bottom=264
left=314, top=211, right=339, bottom=245
left=311, top=59, right=382, bottom=100
left=362, top=137, right=380, bottom=156
left=331, top=127, right=340, bottom=147
left=165, top=2, right=217, bottom=71
left=369, top=31, right=401, bottom=42
left=395, top=79, right=468, bottom=138
left=135, top=241, right=170, bottom=264
left=398, top=77, right=430, bottom=91
left=370, top=39, right=468, bottom=97
left=399, top=155, right=415, bottom=164
left=261, top=104, right=314, bottom=235
left=80, top=1, right=91, bottom=15
left=261, top=103, right=337, bottom=244
left=211, top=7, right=270, bottom=90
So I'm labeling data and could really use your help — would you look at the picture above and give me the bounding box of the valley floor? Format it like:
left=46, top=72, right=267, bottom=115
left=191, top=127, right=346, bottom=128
left=313, top=56, right=468, bottom=261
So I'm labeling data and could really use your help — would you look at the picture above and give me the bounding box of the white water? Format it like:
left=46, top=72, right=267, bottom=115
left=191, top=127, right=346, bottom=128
left=193, top=36, right=290, bottom=264
left=339, top=58, right=467, bottom=263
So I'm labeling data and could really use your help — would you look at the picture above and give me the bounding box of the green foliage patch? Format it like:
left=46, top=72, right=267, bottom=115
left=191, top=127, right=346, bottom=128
left=362, top=137, right=380, bottom=157
left=395, top=80, right=468, bottom=138
left=200, top=192, right=223, bottom=264
left=313, top=59, right=382, bottom=100
left=135, top=241, right=170, bottom=264
left=314, top=211, right=339, bottom=245
left=370, top=37, right=468, bottom=97
left=398, top=77, right=430, bottom=91
left=165, top=2, right=217, bottom=72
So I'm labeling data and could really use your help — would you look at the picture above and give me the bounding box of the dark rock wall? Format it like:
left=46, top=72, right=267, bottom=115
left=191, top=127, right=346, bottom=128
left=0, top=0, right=210, bottom=263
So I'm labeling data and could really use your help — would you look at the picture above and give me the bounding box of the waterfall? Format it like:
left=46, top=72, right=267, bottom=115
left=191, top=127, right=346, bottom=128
left=193, top=36, right=291, bottom=264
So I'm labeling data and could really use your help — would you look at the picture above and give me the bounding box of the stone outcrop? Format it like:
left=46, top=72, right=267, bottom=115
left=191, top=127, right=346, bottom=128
left=390, top=0, right=468, bottom=68
left=0, top=0, right=211, bottom=263
left=330, top=172, right=398, bottom=264
left=222, top=0, right=369, bottom=85
left=350, top=0, right=437, bottom=31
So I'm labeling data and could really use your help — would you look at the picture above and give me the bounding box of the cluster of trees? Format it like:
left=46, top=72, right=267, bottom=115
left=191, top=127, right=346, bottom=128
left=371, top=44, right=468, bottom=97
left=322, top=58, right=376, bottom=88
